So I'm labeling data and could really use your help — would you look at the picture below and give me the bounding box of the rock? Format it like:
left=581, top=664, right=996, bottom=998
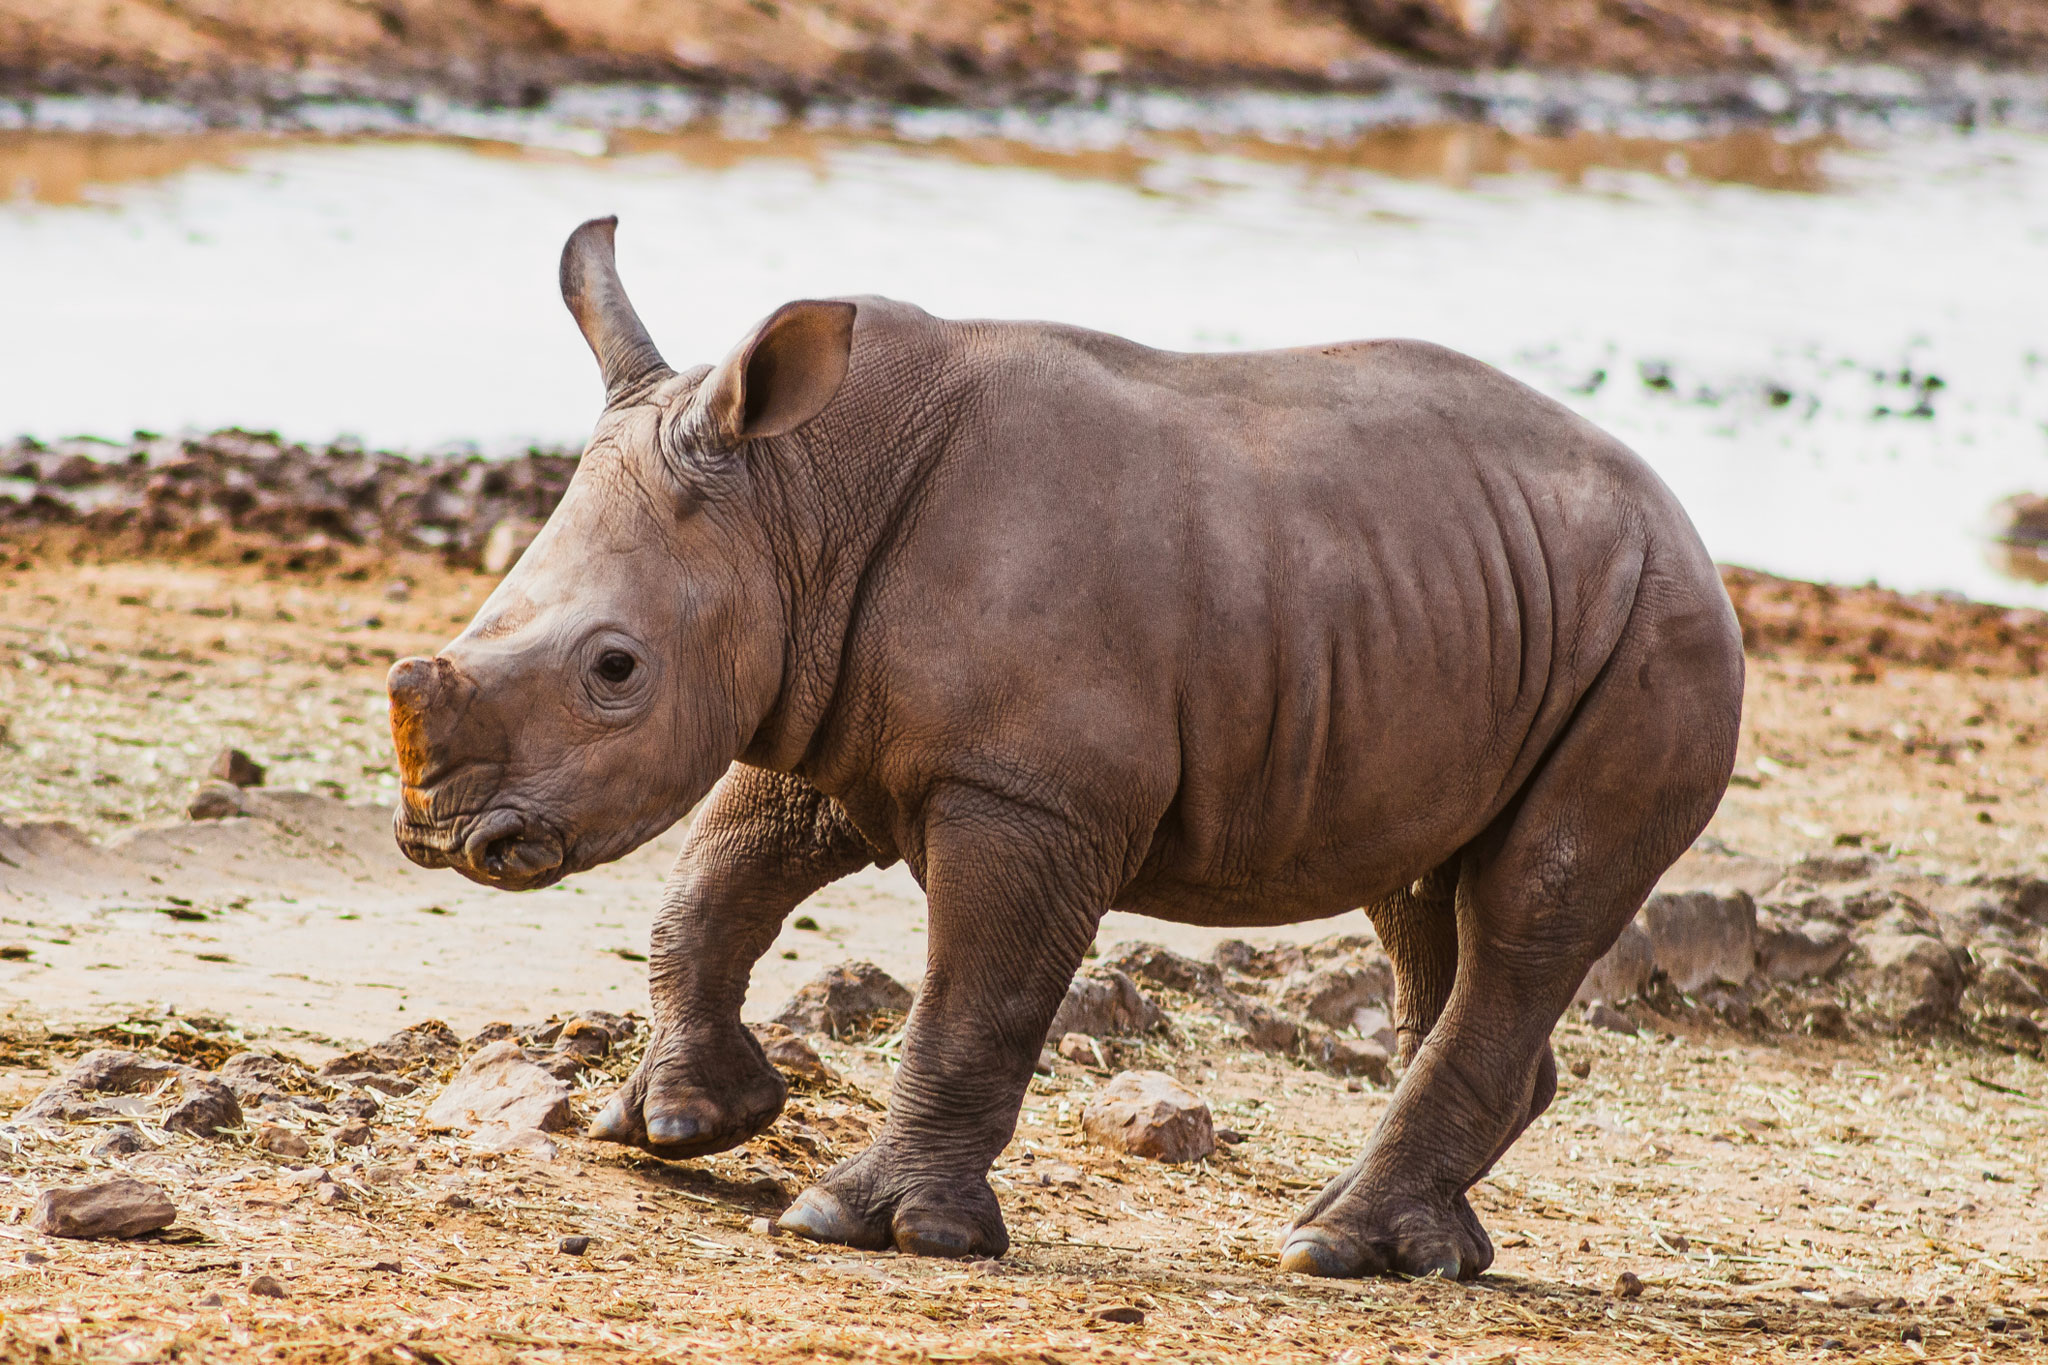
left=254, top=1124, right=311, bottom=1158
left=482, top=518, right=542, bottom=575
left=330, top=1093, right=380, bottom=1121
left=1970, top=945, right=2048, bottom=1011
left=1757, top=914, right=1854, bottom=982
left=248, top=1274, right=289, bottom=1299
left=422, top=1039, right=574, bottom=1136
left=1612, top=1270, right=1645, bottom=1299
left=207, top=747, right=266, bottom=788
left=1349, top=1004, right=1399, bottom=1056
left=1212, top=940, right=1305, bottom=979
left=315, top=1183, right=348, bottom=1206
left=219, top=1052, right=302, bottom=1088
left=317, top=1020, right=463, bottom=1083
left=89, top=1125, right=148, bottom=1157
left=1081, top=1070, right=1216, bottom=1163
left=1045, top=968, right=1162, bottom=1044
left=1277, top=959, right=1395, bottom=1030
left=559, top=1234, right=592, bottom=1255
left=332, top=1121, right=373, bottom=1147
left=1801, top=1000, right=1855, bottom=1038
left=1057, top=1032, right=1108, bottom=1067
left=466, top=1022, right=517, bottom=1048
left=1205, top=988, right=1298, bottom=1053
left=1639, top=889, right=1758, bottom=992
left=1584, top=1002, right=1637, bottom=1035
left=1844, top=932, right=1969, bottom=1030
left=1099, top=942, right=1218, bottom=994
left=554, top=1019, right=612, bottom=1059
left=30, top=1179, right=176, bottom=1239
left=478, top=1127, right=559, bottom=1159
left=747, top=1022, right=833, bottom=1081
left=1301, top=1031, right=1392, bottom=1084
left=1576, top=920, right=1655, bottom=1005
left=532, top=1052, right=591, bottom=1082
left=773, top=961, right=914, bottom=1038
left=185, top=781, right=245, bottom=821
left=1094, top=1305, right=1145, bottom=1325
left=21, top=1049, right=241, bottom=1137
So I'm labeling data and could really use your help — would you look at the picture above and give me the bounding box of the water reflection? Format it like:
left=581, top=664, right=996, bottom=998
left=1, top=121, right=1835, bottom=208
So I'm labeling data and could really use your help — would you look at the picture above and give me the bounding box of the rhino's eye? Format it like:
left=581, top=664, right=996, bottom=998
left=595, top=650, right=637, bottom=684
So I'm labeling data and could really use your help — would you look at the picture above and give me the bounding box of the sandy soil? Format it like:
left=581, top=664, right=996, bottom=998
left=1, top=547, right=2046, bottom=1363
left=5, top=0, right=2046, bottom=109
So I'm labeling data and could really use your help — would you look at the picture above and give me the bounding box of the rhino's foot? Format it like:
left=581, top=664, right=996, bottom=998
left=1279, top=1191, right=1492, bottom=1281
left=587, top=1024, right=786, bottom=1160
left=777, top=1145, right=1008, bottom=1259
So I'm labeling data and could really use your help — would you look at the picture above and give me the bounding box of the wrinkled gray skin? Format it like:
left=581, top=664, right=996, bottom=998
left=389, top=217, right=1743, bottom=1278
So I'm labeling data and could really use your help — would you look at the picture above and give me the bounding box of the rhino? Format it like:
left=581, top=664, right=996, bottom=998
left=388, top=217, right=1743, bottom=1279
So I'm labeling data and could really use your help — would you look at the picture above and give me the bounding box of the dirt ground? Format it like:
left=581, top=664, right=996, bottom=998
left=1, top=546, right=2046, bottom=1363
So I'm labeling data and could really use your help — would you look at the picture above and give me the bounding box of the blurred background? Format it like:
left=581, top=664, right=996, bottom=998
left=1, top=0, right=2046, bottom=601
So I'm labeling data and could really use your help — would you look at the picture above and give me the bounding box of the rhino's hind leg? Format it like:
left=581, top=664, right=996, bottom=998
left=1364, top=864, right=1458, bottom=1067
left=780, top=787, right=1113, bottom=1258
left=589, top=766, right=876, bottom=1159
left=1282, top=601, right=1741, bottom=1281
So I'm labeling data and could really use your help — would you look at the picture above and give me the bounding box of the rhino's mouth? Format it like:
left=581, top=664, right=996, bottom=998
left=395, top=801, right=567, bottom=891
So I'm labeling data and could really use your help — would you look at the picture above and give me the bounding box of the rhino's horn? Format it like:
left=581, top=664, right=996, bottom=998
left=559, top=216, right=673, bottom=406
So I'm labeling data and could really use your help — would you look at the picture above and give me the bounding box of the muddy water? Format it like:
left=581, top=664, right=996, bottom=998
left=2, top=120, right=2045, bottom=604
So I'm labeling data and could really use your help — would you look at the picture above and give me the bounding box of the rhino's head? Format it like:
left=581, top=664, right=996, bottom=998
left=387, top=217, right=856, bottom=889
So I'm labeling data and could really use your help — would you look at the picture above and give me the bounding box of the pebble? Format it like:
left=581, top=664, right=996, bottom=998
left=30, top=1178, right=176, bottom=1240
left=1094, top=1305, right=1145, bottom=1324
left=332, top=1121, right=373, bottom=1147
left=748, top=1217, right=774, bottom=1238
left=248, top=1275, right=289, bottom=1299
left=254, top=1124, right=311, bottom=1159
left=89, top=1125, right=149, bottom=1158
left=1612, top=1271, right=1645, bottom=1299
left=559, top=1235, right=592, bottom=1256
left=1080, top=1070, right=1216, bottom=1164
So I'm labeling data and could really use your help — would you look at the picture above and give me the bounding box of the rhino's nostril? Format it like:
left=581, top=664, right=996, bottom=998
left=461, top=809, right=563, bottom=883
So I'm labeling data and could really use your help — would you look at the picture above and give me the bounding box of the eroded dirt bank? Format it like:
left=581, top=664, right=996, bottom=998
left=4, top=0, right=2046, bottom=118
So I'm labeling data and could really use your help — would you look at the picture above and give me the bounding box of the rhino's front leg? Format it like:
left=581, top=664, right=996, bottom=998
left=778, top=791, right=1114, bottom=1258
left=590, top=766, right=876, bottom=1158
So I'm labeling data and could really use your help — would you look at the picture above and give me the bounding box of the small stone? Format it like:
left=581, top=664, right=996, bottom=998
left=1578, top=1238, right=1593, bottom=1253
left=207, top=747, right=266, bottom=788
left=332, top=1121, right=373, bottom=1147
left=185, top=781, right=245, bottom=821
left=1057, top=1032, right=1108, bottom=1067
left=1081, top=1070, right=1215, bottom=1163
left=31, top=1179, right=176, bottom=1239
left=747, top=1022, right=833, bottom=1081
left=196, top=1291, right=222, bottom=1307
left=748, top=1217, right=774, bottom=1237
left=559, top=1235, right=591, bottom=1256
left=315, top=1183, right=347, bottom=1206
left=89, top=1125, right=148, bottom=1158
left=248, top=1274, right=289, bottom=1299
left=330, top=1093, right=381, bottom=1121
left=1585, top=1002, right=1637, bottom=1035
left=1045, top=968, right=1163, bottom=1044
left=254, top=1124, right=311, bottom=1159
left=435, top=1192, right=473, bottom=1210
left=1302, top=1031, right=1392, bottom=1084
left=422, top=1039, right=574, bottom=1136
left=1568, top=1056, right=1593, bottom=1079
left=555, top=1019, right=612, bottom=1059
left=773, top=961, right=914, bottom=1038
left=1612, top=1271, right=1645, bottom=1299
left=1094, top=1305, right=1145, bottom=1324
left=1214, top=1127, right=1244, bottom=1145
left=279, top=1166, right=330, bottom=1188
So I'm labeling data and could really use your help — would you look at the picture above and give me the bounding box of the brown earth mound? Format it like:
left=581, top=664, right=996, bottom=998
left=5, top=0, right=2045, bottom=109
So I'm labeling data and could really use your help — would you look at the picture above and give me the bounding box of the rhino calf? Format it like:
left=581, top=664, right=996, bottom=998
left=389, top=218, right=1742, bottom=1279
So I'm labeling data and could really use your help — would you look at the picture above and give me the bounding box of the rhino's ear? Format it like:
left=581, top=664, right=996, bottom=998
left=694, top=300, right=857, bottom=445
left=560, top=216, right=673, bottom=406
